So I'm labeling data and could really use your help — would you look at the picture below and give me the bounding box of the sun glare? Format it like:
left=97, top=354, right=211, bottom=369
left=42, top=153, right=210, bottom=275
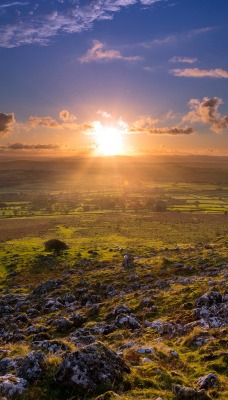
left=94, top=124, right=124, bottom=156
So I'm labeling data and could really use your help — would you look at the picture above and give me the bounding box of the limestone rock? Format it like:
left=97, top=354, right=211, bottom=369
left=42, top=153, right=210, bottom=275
left=56, top=342, right=130, bottom=394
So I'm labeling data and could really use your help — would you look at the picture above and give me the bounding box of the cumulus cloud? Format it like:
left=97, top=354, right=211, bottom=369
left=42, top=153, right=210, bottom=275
left=79, top=40, right=141, bottom=63
left=0, top=0, right=166, bottom=48
left=171, top=68, right=228, bottom=78
left=0, top=112, right=15, bottom=137
left=183, top=97, right=228, bottom=133
left=169, top=56, right=197, bottom=64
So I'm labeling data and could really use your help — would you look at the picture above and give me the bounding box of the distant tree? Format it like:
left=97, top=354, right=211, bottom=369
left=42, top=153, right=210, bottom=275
left=44, top=239, right=69, bottom=255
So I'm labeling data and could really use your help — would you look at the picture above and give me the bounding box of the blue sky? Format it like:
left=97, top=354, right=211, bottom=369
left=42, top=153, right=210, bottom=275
left=0, top=0, right=228, bottom=156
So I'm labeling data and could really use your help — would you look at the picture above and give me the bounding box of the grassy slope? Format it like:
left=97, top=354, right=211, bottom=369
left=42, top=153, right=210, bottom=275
left=0, top=212, right=227, bottom=399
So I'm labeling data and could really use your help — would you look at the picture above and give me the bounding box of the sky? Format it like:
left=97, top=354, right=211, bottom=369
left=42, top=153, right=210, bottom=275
left=0, top=0, right=228, bottom=157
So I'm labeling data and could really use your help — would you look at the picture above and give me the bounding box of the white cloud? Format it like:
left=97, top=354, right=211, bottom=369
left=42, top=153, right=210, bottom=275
left=171, top=68, right=228, bottom=78
left=169, top=56, right=197, bottom=64
left=97, top=110, right=112, bottom=118
left=79, top=40, right=141, bottom=63
left=0, top=0, right=167, bottom=48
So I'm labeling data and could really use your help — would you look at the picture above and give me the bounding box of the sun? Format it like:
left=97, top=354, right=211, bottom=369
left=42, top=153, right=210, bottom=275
left=94, top=124, right=124, bottom=156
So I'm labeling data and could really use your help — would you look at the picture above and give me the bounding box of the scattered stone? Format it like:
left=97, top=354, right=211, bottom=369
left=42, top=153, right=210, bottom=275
left=33, top=279, right=63, bottom=295
left=0, top=374, right=27, bottom=397
left=197, top=373, right=218, bottom=389
left=17, top=351, right=45, bottom=383
left=172, top=384, right=209, bottom=399
left=56, top=342, right=130, bottom=394
left=136, top=347, right=155, bottom=354
left=55, top=317, right=73, bottom=333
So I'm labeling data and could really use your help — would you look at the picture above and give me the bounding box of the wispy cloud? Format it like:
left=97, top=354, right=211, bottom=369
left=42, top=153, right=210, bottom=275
left=0, top=0, right=167, bottom=48
left=171, top=68, right=228, bottom=78
left=169, top=56, right=197, bottom=64
left=1, top=143, right=59, bottom=150
left=0, top=2, right=29, bottom=9
left=0, top=112, right=15, bottom=137
left=79, top=40, right=141, bottom=63
left=141, top=26, right=215, bottom=49
left=183, top=97, right=228, bottom=133
left=129, top=125, right=194, bottom=135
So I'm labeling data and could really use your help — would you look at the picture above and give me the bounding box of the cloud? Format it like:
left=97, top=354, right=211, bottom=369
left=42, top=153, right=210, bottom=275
left=0, top=112, right=15, bottom=137
left=79, top=40, right=141, bottom=63
left=59, top=109, right=77, bottom=122
left=171, top=68, right=228, bottom=78
left=28, top=115, right=61, bottom=128
left=2, top=143, right=59, bottom=150
left=97, top=110, right=112, bottom=119
left=0, top=2, right=29, bottom=9
left=130, top=125, right=194, bottom=135
left=132, top=116, right=160, bottom=129
left=183, top=97, right=228, bottom=133
left=141, top=26, right=215, bottom=49
left=169, top=56, right=197, bottom=64
left=0, top=1, right=167, bottom=48
left=27, top=110, right=93, bottom=134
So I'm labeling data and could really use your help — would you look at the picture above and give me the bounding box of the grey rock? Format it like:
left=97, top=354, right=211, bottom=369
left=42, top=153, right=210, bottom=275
left=197, top=373, right=218, bottom=389
left=17, top=351, right=45, bottom=383
left=0, top=374, right=27, bottom=397
left=56, top=342, right=130, bottom=393
left=172, top=384, right=209, bottom=399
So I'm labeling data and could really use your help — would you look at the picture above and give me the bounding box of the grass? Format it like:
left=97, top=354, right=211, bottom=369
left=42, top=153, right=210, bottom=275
left=0, top=186, right=227, bottom=399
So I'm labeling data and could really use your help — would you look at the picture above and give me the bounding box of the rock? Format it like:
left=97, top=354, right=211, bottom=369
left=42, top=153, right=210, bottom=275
left=56, top=342, right=130, bottom=394
left=172, top=384, right=209, bottom=399
left=70, top=328, right=96, bottom=347
left=55, top=317, right=73, bottom=333
left=33, top=279, right=62, bottom=295
left=115, top=314, right=141, bottom=330
left=136, top=347, right=155, bottom=354
left=32, top=339, right=71, bottom=354
left=17, top=351, right=45, bottom=383
left=197, top=373, right=218, bottom=389
left=70, top=313, right=85, bottom=328
left=169, top=350, right=179, bottom=358
left=195, top=291, right=223, bottom=307
left=0, top=358, right=18, bottom=375
left=142, top=357, right=153, bottom=363
left=0, top=374, right=27, bottom=397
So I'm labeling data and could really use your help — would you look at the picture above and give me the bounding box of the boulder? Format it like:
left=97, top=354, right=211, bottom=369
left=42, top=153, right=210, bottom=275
left=56, top=342, right=130, bottom=394
left=17, top=351, right=45, bottom=383
left=0, top=374, right=27, bottom=397
left=172, top=384, right=209, bottom=399
left=197, top=373, right=218, bottom=389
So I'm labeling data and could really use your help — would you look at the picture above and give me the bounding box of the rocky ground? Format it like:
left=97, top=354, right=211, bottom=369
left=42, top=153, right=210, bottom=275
left=0, top=240, right=227, bottom=400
